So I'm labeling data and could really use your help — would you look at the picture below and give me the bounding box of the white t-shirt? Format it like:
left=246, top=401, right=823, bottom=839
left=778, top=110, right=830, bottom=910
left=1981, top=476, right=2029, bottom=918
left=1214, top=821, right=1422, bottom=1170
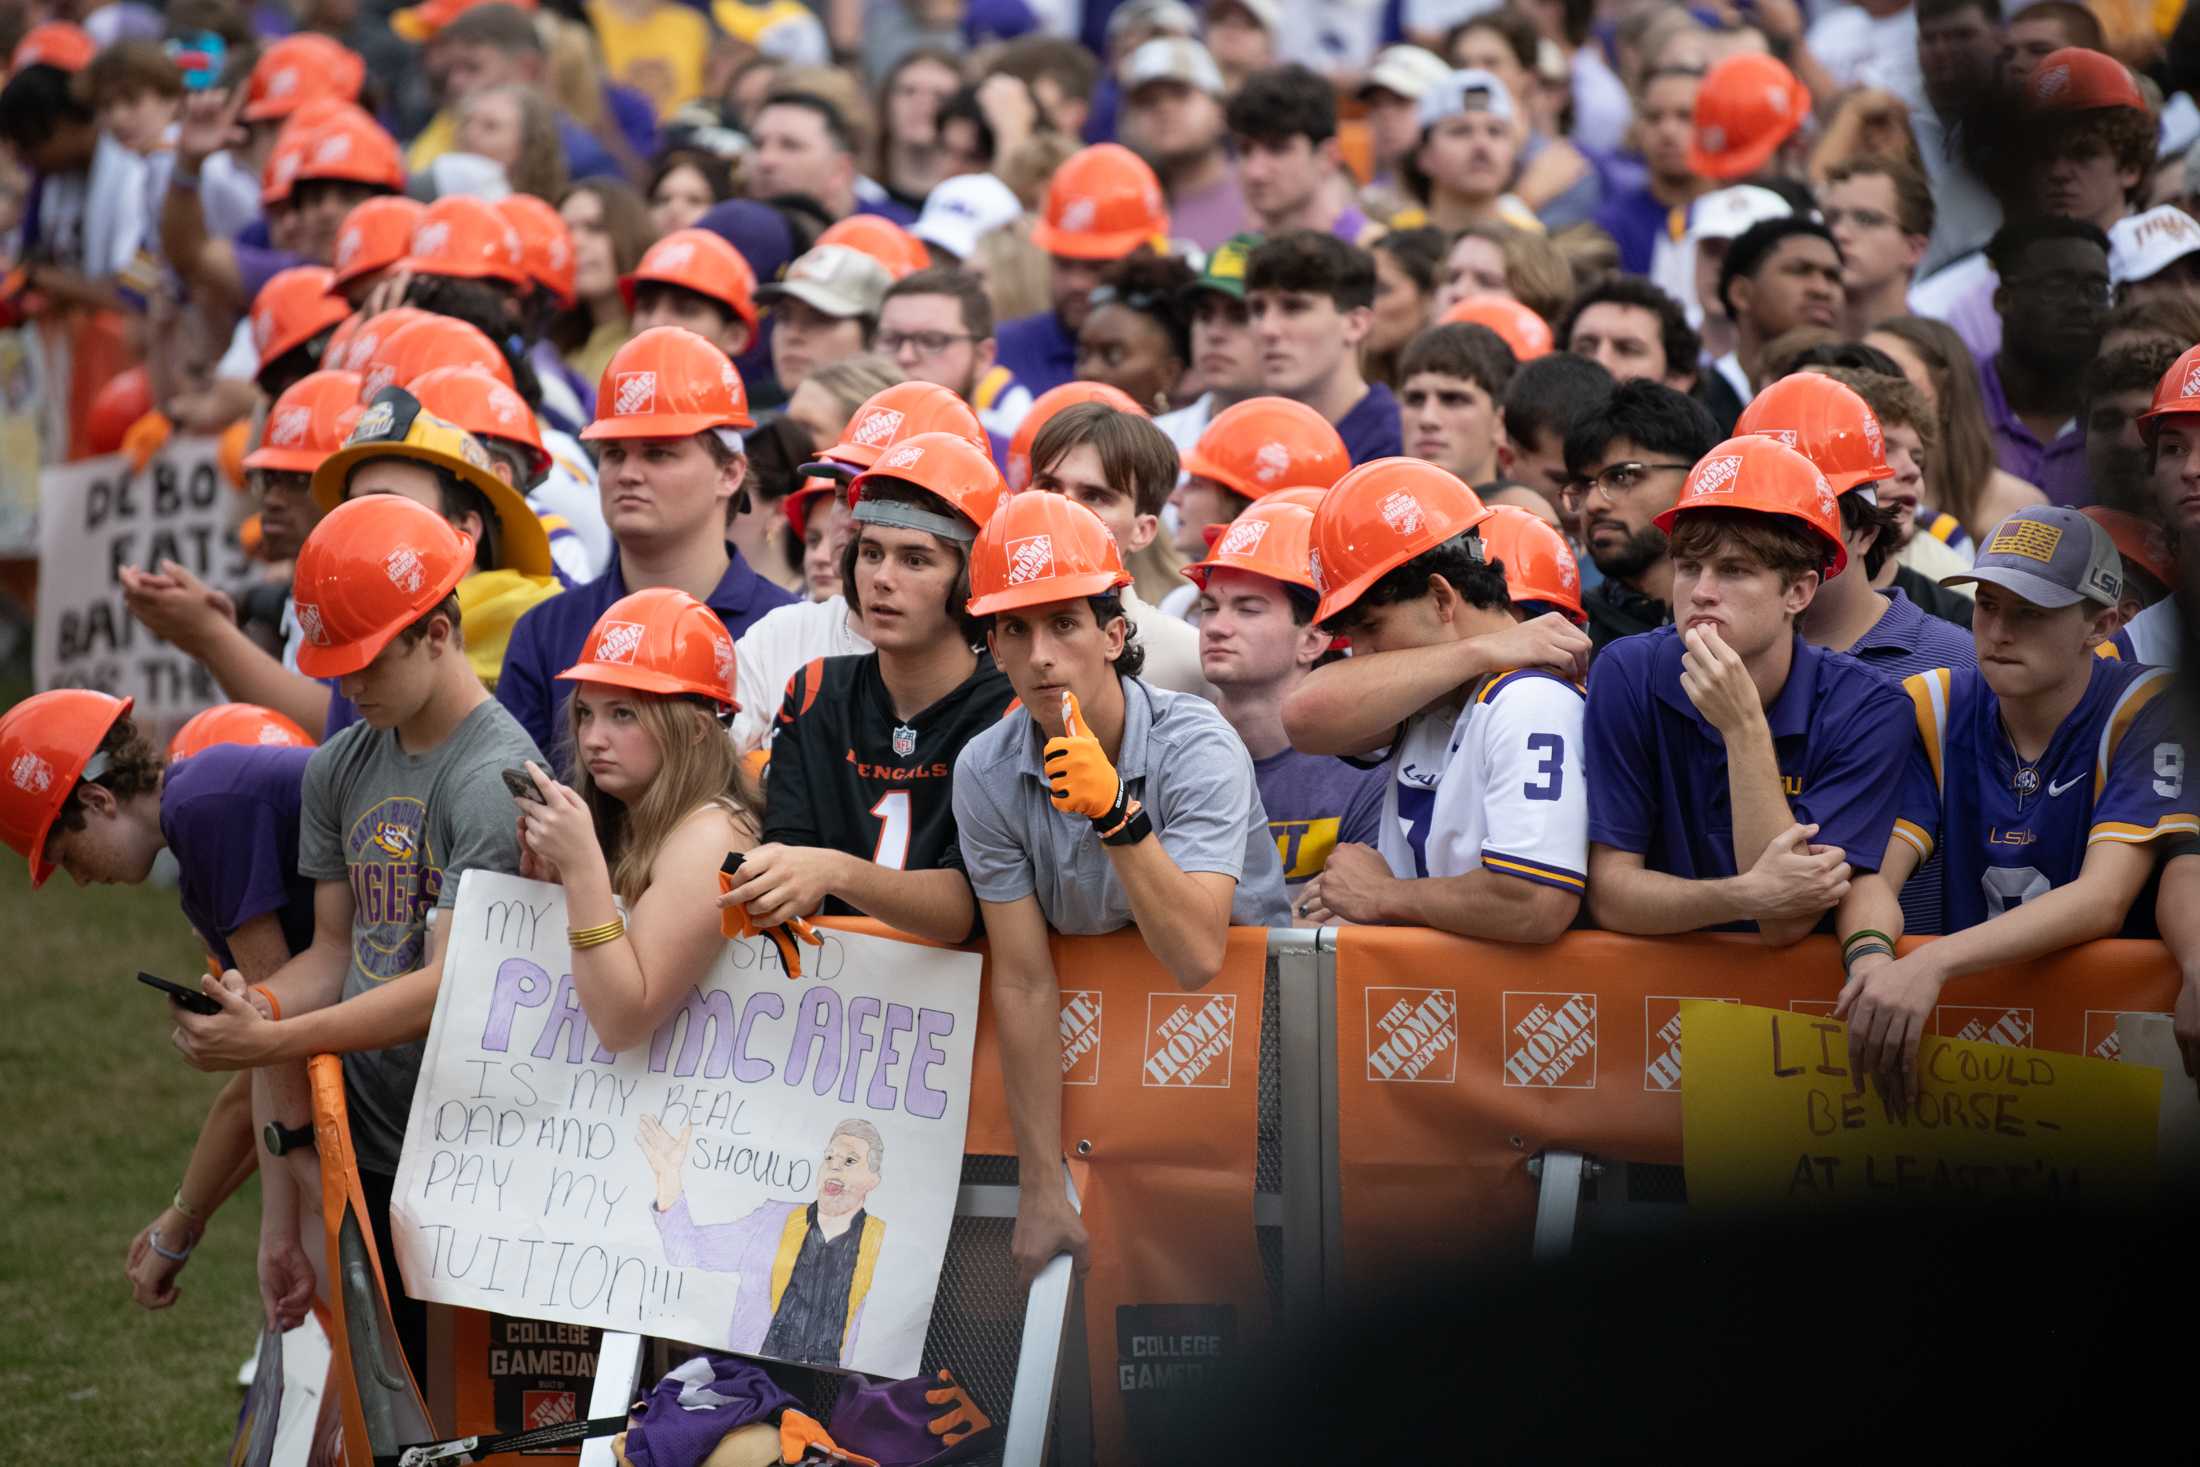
left=729, top=594, right=873, bottom=754
left=2117, top=598, right=2180, bottom=669
left=1810, top=3, right=1918, bottom=92
left=1898, top=522, right=1976, bottom=598
left=1125, top=585, right=1216, bottom=700
left=1374, top=667, right=1589, bottom=892
left=530, top=424, right=609, bottom=585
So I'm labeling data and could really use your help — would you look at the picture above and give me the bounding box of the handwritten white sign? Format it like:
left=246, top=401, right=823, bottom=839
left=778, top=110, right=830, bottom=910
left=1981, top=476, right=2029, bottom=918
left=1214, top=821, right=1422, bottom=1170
left=392, top=872, right=982, bottom=1381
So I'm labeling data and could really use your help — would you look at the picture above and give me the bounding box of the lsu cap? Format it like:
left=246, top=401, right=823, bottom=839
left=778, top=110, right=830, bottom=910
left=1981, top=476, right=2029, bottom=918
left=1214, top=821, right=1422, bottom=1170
left=1944, top=505, right=2122, bottom=609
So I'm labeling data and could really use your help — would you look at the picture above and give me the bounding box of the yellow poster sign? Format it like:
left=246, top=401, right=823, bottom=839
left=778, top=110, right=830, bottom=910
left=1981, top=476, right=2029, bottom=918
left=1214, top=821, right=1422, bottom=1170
left=1681, top=1002, right=2161, bottom=1209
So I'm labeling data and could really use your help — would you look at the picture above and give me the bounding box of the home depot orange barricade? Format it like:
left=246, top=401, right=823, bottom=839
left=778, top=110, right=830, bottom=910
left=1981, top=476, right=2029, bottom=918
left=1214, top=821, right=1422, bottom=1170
left=1330, top=929, right=2182, bottom=1282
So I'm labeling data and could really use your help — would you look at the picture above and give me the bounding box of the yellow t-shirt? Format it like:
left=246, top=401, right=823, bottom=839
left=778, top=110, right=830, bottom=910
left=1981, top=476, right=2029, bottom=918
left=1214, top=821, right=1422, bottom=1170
left=586, top=0, right=710, bottom=119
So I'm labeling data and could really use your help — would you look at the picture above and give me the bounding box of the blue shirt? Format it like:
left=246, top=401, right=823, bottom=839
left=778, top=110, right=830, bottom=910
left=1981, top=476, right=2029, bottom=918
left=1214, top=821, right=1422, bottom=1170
left=995, top=311, right=1079, bottom=398
left=1594, top=184, right=1678, bottom=276
left=1584, top=628, right=1915, bottom=907
left=496, top=545, right=795, bottom=759
left=1895, top=659, right=2196, bottom=934
left=159, top=744, right=319, bottom=970
left=1336, top=382, right=1403, bottom=465
left=1978, top=355, right=2088, bottom=506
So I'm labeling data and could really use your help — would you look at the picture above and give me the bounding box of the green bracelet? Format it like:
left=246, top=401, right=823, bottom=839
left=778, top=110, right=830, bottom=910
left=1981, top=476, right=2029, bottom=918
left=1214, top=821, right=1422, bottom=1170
left=1842, top=928, right=1895, bottom=955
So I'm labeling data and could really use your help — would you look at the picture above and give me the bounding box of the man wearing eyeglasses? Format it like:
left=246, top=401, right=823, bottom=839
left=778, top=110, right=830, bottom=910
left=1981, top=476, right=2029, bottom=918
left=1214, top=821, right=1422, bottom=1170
left=876, top=269, right=1023, bottom=463
left=1558, top=381, right=1724, bottom=651
left=1979, top=216, right=2111, bottom=507
left=1822, top=158, right=1934, bottom=337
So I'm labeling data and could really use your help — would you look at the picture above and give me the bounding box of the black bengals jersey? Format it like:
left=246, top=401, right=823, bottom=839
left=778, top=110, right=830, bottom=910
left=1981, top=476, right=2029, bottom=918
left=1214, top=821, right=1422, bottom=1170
left=765, top=653, right=1019, bottom=918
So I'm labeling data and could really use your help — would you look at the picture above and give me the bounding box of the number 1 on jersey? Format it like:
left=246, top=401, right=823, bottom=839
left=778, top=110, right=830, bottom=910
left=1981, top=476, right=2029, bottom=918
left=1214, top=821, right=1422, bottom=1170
left=870, top=790, right=913, bottom=870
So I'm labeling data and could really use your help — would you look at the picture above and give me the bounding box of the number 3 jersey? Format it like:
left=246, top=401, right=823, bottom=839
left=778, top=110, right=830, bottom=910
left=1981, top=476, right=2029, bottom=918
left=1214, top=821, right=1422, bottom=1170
left=765, top=653, right=1019, bottom=921
left=1374, top=667, right=1589, bottom=894
left=1895, top=659, right=2197, bottom=933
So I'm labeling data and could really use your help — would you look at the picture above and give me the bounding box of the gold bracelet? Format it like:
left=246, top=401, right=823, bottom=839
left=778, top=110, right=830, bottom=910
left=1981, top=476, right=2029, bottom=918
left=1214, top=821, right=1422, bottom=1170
left=570, top=919, right=627, bottom=951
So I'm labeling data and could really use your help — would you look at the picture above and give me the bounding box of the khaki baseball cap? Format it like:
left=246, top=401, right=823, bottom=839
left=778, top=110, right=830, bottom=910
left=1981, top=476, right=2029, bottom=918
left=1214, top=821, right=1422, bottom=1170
left=756, top=243, right=893, bottom=319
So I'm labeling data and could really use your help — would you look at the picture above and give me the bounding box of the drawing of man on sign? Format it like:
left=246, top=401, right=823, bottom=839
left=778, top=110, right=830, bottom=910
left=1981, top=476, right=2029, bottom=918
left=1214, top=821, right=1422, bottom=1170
left=637, top=1114, right=889, bottom=1367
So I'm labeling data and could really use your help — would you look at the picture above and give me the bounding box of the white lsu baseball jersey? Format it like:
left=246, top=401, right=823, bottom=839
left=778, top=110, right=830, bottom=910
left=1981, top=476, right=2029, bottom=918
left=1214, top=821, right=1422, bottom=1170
left=1375, top=667, right=1589, bottom=894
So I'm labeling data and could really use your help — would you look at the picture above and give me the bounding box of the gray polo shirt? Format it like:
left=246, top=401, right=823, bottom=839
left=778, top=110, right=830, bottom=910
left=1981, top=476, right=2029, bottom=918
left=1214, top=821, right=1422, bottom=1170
left=953, top=677, right=1290, bottom=933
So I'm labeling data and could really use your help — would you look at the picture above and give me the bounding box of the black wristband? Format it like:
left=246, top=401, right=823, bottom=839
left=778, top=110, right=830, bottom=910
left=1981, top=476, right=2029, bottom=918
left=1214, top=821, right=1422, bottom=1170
left=1100, top=804, right=1152, bottom=847
left=1086, top=777, right=1131, bottom=834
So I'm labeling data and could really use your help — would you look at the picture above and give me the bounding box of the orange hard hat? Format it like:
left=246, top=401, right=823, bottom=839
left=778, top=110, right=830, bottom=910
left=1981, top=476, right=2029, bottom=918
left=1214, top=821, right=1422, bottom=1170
left=1440, top=294, right=1553, bottom=360
left=1263, top=486, right=1329, bottom=512
left=251, top=266, right=352, bottom=376
left=408, top=364, right=549, bottom=479
left=287, top=107, right=406, bottom=193
left=1005, top=380, right=1148, bottom=490
left=1182, top=397, right=1351, bottom=503
left=815, top=215, right=932, bottom=279
left=0, top=689, right=132, bottom=887
left=783, top=476, right=840, bottom=539
left=966, top=491, right=1133, bottom=616
left=1310, top=458, right=1492, bottom=625
left=168, top=703, right=318, bottom=760
left=332, top=197, right=425, bottom=293
left=405, top=196, right=528, bottom=288
left=496, top=194, right=577, bottom=308
left=2081, top=506, right=2178, bottom=588
left=2140, top=343, right=2200, bottom=426
left=84, top=367, right=153, bottom=458
left=12, top=21, right=94, bottom=72
left=392, top=0, right=534, bottom=43
left=245, top=369, right=368, bottom=473
left=582, top=326, right=754, bottom=438
left=358, top=313, right=515, bottom=400
left=291, top=494, right=475, bottom=677
left=1477, top=503, right=1584, bottom=624
left=1028, top=143, right=1168, bottom=261
left=1653, top=434, right=1848, bottom=577
left=806, top=380, right=990, bottom=483
left=324, top=313, right=364, bottom=368
left=556, top=587, right=739, bottom=709
left=1183, top=499, right=1319, bottom=593
left=242, top=33, right=366, bottom=121
left=1735, top=372, right=1889, bottom=494
left=849, top=431, right=1011, bottom=534
left=262, top=135, right=308, bottom=206
left=2025, top=47, right=2146, bottom=113
left=1688, top=53, right=1809, bottom=182
left=619, top=228, right=759, bottom=333
left=331, top=306, right=436, bottom=373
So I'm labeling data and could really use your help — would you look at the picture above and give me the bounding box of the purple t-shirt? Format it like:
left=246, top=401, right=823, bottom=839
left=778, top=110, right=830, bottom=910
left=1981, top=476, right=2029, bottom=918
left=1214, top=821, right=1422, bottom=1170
left=1335, top=382, right=1403, bottom=465
left=1253, top=746, right=1385, bottom=895
left=1170, top=168, right=1251, bottom=253
left=1977, top=355, right=2088, bottom=506
left=158, top=743, right=318, bottom=969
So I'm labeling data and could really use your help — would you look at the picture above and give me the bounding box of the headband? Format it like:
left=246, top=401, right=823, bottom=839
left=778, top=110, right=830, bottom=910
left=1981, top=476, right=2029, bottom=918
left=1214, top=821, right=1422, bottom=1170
left=852, top=496, right=976, bottom=543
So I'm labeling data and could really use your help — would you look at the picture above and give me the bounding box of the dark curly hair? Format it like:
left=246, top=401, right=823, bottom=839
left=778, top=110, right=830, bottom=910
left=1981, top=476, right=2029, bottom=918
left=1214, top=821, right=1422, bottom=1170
left=43, top=714, right=165, bottom=853
left=1317, top=531, right=1510, bottom=636
left=1091, top=252, right=1198, bottom=366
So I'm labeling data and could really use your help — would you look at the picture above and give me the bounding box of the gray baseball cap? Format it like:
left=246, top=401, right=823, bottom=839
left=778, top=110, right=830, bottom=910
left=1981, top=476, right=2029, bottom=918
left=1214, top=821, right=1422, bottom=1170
left=1943, top=505, right=2122, bottom=608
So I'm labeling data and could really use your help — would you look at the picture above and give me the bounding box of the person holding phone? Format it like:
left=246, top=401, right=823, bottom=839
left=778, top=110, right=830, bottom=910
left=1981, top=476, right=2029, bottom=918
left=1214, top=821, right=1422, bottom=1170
left=507, top=587, right=763, bottom=1052
left=0, top=691, right=322, bottom=1326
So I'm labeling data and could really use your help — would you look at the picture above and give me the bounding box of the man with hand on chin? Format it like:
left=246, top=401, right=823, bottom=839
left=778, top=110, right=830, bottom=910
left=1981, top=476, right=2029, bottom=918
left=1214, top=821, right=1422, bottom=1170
left=952, top=492, right=1286, bottom=1286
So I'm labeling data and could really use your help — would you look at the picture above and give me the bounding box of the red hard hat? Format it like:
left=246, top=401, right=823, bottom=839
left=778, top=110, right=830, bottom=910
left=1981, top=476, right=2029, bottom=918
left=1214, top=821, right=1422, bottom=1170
left=816, top=215, right=932, bottom=279
left=783, top=476, right=841, bottom=539
left=84, top=367, right=153, bottom=458
left=1310, top=458, right=1492, bottom=625
left=556, top=587, right=739, bottom=709
left=1734, top=372, right=1890, bottom=494
left=966, top=491, right=1132, bottom=616
left=848, top=431, right=1011, bottom=533
left=1006, top=380, right=1147, bottom=490
left=496, top=194, right=578, bottom=308
left=251, top=266, right=352, bottom=375
left=332, top=197, right=426, bottom=293
left=358, top=314, right=515, bottom=400
left=242, top=33, right=366, bottom=121
left=1183, top=498, right=1320, bottom=593
left=582, top=326, right=754, bottom=438
left=405, top=196, right=528, bottom=288
left=285, top=106, right=406, bottom=193
left=1687, top=53, right=1809, bottom=182
left=1029, top=143, right=1168, bottom=261
left=168, top=703, right=318, bottom=759
left=11, top=22, right=95, bottom=72
left=620, top=228, right=759, bottom=333
left=291, top=495, right=475, bottom=677
left=245, top=369, right=368, bottom=473
left=1440, top=294, right=1554, bottom=360
left=807, top=380, right=990, bottom=484
left=0, top=689, right=132, bottom=887
left=2140, top=343, right=2200, bottom=425
left=2025, top=47, right=2146, bottom=113
left=1653, top=434, right=1848, bottom=577
left=1182, top=397, right=1351, bottom=502
left=2081, top=506, right=2178, bottom=588
left=407, top=365, right=549, bottom=479
left=1477, top=504, right=1584, bottom=624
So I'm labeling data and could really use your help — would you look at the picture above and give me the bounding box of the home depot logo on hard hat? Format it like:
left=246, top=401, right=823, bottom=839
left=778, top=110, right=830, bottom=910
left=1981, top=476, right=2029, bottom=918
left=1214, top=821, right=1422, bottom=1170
left=297, top=602, right=328, bottom=645
left=10, top=752, right=51, bottom=795
left=594, top=621, right=646, bottom=664
left=1378, top=491, right=1423, bottom=536
left=385, top=546, right=426, bottom=594
left=1061, top=989, right=1102, bottom=1085
left=614, top=371, right=657, bottom=417
left=255, top=307, right=278, bottom=353
left=1217, top=517, right=1269, bottom=558
left=1755, top=427, right=1799, bottom=448
left=1059, top=198, right=1098, bottom=233
left=312, top=132, right=354, bottom=168
left=1365, top=987, right=1458, bottom=1084
left=1143, top=992, right=1236, bottom=1088
left=2035, top=62, right=2070, bottom=99
left=651, top=241, right=696, bottom=273
left=490, top=387, right=525, bottom=426
left=1694, top=454, right=1744, bottom=495
left=882, top=443, right=926, bottom=470
left=338, top=228, right=363, bottom=269
left=1308, top=548, right=1325, bottom=591
left=269, top=406, right=312, bottom=446
left=1254, top=442, right=1291, bottom=482
left=852, top=408, right=904, bottom=447
left=269, top=66, right=299, bottom=97
left=709, top=627, right=736, bottom=691
left=1813, top=474, right=1836, bottom=520
left=1007, top=534, right=1054, bottom=584
left=412, top=221, right=451, bottom=259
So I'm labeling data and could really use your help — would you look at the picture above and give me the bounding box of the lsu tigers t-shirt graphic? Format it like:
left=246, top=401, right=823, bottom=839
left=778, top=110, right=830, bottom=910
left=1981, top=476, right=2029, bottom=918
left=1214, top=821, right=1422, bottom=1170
left=345, top=795, right=443, bottom=980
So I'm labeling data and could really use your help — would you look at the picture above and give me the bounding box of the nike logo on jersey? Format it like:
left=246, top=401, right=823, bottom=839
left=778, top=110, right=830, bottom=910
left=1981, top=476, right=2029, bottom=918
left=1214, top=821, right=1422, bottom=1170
left=2047, top=775, right=2083, bottom=797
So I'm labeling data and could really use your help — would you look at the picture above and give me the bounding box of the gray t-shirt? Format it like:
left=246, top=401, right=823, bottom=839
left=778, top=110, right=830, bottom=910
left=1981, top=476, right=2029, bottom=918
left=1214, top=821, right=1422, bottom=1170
left=299, top=698, right=542, bottom=1175
left=953, top=677, right=1290, bottom=933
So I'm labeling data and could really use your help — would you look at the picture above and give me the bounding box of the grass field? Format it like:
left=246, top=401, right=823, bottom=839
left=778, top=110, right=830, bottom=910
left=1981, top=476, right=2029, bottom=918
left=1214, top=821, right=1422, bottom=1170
left=0, top=847, right=266, bottom=1461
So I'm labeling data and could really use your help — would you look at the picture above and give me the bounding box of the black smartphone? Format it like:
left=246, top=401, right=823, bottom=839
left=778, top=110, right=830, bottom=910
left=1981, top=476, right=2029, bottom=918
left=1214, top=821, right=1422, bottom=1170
left=721, top=852, right=746, bottom=878
left=503, top=766, right=547, bottom=804
left=139, top=971, right=223, bottom=1016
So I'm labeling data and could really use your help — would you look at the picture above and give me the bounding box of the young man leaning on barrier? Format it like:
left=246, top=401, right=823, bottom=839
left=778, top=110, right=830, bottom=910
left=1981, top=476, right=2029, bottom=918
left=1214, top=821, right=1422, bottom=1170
left=952, top=492, right=1289, bottom=1286
left=1287, top=464, right=1588, bottom=942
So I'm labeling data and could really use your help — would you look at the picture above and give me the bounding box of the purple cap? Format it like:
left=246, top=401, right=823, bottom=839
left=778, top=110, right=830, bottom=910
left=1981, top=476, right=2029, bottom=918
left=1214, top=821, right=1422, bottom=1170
left=699, top=200, right=800, bottom=287
left=828, top=1369, right=999, bottom=1467
left=1943, top=504, right=2122, bottom=608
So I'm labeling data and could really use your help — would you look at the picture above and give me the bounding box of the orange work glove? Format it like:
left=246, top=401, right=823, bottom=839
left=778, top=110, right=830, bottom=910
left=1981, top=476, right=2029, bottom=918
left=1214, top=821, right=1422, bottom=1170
left=718, top=864, right=824, bottom=978
left=777, top=1408, right=878, bottom=1466
left=924, top=1370, right=993, bottom=1448
left=1042, top=692, right=1127, bottom=824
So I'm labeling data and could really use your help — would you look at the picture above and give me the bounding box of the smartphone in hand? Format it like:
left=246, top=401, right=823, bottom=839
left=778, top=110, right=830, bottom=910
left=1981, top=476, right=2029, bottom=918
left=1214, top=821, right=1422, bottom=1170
left=503, top=767, right=547, bottom=804
left=138, top=971, right=224, bottom=1016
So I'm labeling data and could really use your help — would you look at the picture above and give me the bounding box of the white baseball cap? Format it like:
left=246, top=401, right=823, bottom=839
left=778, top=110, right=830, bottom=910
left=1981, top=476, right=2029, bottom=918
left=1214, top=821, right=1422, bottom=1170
left=1121, top=35, right=1223, bottom=95
left=2108, top=204, right=2200, bottom=285
left=1415, top=68, right=1516, bottom=132
left=1359, top=45, right=1453, bottom=103
left=913, top=172, right=1024, bottom=262
left=1686, top=185, right=1794, bottom=246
